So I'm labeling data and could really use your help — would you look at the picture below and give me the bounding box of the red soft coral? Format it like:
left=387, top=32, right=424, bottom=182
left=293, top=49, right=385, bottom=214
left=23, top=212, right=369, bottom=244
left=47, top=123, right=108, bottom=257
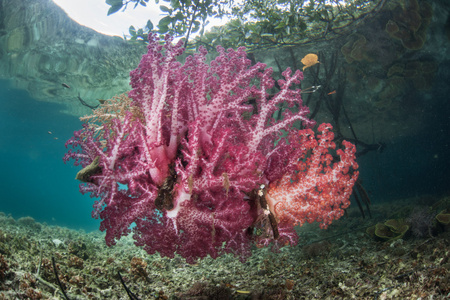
left=266, top=123, right=359, bottom=231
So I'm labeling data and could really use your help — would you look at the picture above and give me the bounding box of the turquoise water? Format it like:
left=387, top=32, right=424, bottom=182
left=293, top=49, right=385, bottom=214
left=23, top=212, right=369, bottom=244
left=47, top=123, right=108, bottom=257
left=0, top=79, right=100, bottom=231
left=1, top=72, right=449, bottom=233
left=357, top=61, right=450, bottom=202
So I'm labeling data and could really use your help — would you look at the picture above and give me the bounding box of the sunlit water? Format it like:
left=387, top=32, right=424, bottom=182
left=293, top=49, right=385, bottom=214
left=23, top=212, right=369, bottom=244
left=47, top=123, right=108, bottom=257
left=0, top=60, right=449, bottom=232
left=0, top=79, right=100, bottom=231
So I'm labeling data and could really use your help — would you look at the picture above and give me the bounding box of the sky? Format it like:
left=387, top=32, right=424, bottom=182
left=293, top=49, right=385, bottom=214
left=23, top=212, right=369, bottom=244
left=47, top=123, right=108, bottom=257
left=52, top=0, right=226, bottom=38
left=52, top=0, right=163, bottom=37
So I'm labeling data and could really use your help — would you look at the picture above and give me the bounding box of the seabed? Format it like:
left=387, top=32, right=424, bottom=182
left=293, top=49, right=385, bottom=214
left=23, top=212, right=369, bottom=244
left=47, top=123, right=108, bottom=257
left=0, top=195, right=449, bottom=300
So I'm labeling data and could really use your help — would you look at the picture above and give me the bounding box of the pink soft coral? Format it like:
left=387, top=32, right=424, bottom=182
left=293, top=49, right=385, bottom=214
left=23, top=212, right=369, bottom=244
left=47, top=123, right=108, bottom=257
left=64, top=34, right=357, bottom=263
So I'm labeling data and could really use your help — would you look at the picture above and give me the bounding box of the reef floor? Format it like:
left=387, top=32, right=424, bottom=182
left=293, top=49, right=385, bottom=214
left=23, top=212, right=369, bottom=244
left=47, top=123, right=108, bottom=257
left=0, top=194, right=449, bottom=299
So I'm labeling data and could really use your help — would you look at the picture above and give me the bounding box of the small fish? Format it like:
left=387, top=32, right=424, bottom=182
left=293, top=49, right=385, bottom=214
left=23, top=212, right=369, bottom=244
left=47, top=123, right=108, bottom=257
left=236, top=290, right=251, bottom=294
left=301, top=53, right=319, bottom=71
left=327, top=90, right=336, bottom=95
left=62, top=83, right=70, bottom=89
left=48, top=131, right=52, bottom=134
left=301, top=85, right=321, bottom=94
left=98, top=99, right=106, bottom=104
left=54, top=137, right=59, bottom=140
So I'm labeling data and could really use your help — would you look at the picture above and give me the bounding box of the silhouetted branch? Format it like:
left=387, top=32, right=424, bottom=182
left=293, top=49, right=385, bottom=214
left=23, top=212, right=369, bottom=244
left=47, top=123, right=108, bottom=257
left=77, top=93, right=99, bottom=110
left=52, top=257, right=70, bottom=300
left=118, top=272, right=140, bottom=300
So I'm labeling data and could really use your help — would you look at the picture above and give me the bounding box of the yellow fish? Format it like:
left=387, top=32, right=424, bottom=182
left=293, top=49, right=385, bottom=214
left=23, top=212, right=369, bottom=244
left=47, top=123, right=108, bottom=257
left=301, top=53, right=319, bottom=71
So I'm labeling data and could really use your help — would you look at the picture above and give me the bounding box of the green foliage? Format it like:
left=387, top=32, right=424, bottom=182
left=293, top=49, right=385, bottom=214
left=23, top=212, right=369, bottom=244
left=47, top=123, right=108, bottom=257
left=106, top=0, right=150, bottom=16
left=194, top=0, right=385, bottom=52
left=106, top=0, right=230, bottom=45
left=105, top=0, right=385, bottom=51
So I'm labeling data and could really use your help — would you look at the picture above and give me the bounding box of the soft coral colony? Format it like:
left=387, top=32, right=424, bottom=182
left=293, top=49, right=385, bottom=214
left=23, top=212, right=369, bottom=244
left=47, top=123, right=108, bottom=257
left=64, top=34, right=359, bottom=263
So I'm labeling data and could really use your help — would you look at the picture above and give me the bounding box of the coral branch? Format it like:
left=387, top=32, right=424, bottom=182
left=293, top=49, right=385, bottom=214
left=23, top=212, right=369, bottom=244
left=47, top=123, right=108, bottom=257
left=64, top=34, right=358, bottom=263
left=266, top=123, right=359, bottom=231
